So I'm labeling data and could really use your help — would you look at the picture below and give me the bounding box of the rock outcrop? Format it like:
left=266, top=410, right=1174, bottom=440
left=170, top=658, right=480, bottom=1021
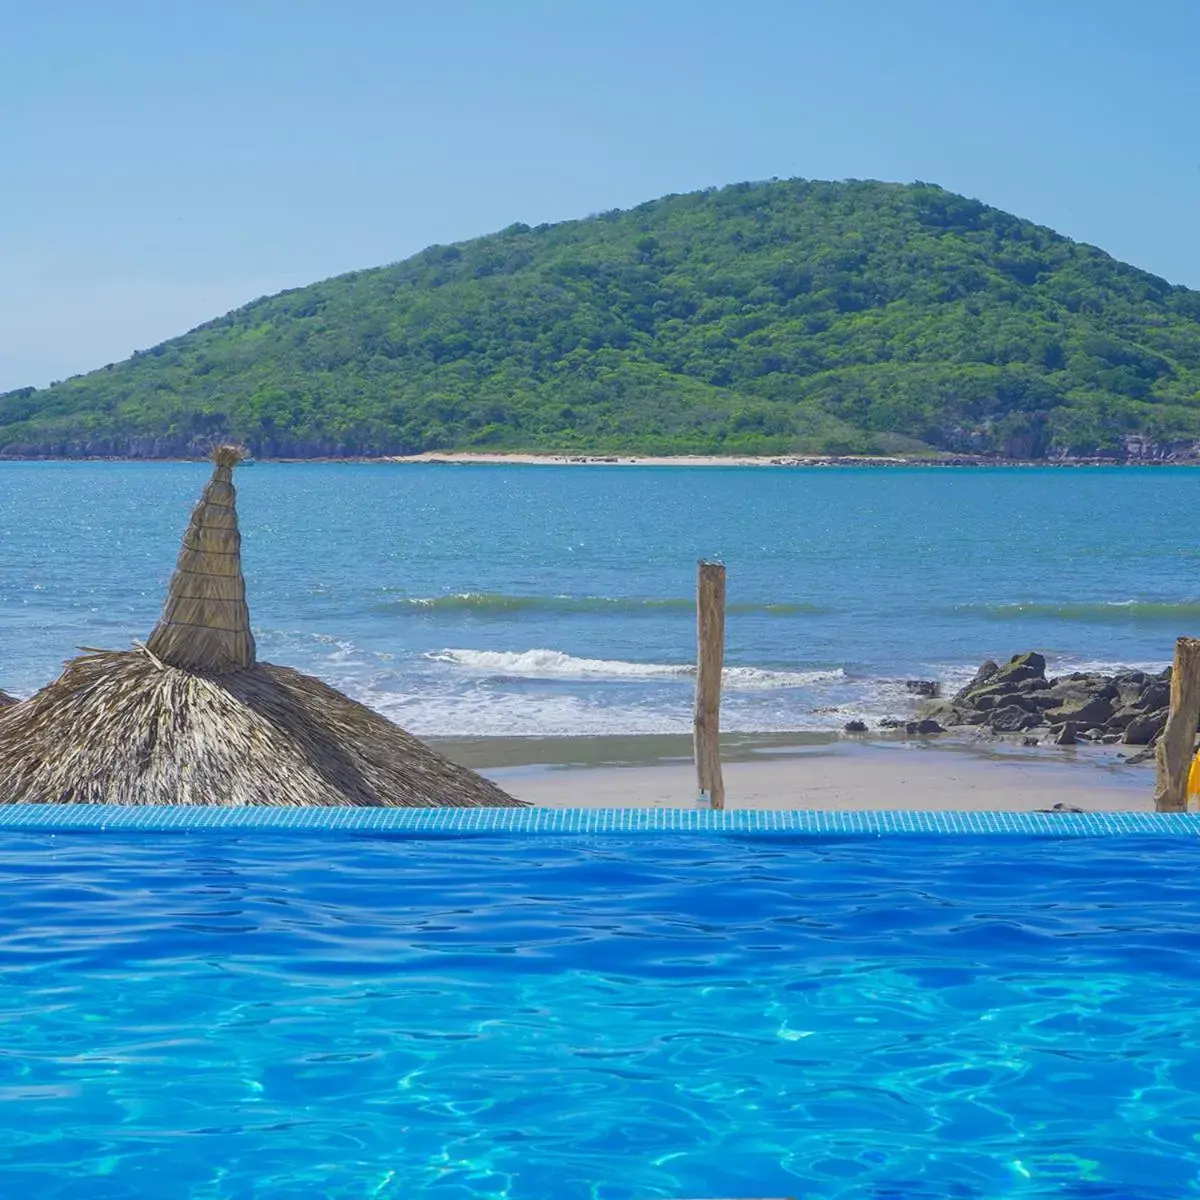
left=919, top=652, right=1179, bottom=746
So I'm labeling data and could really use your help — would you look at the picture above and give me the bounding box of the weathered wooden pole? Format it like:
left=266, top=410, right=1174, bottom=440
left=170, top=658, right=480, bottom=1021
left=694, top=560, right=727, bottom=810
left=1154, top=636, right=1200, bottom=812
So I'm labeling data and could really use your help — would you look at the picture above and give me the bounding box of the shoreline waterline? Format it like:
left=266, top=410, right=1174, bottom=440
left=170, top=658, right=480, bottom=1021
left=388, top=452, right=1200, bottom=469
left=4, top=452, right=1200, bottom=468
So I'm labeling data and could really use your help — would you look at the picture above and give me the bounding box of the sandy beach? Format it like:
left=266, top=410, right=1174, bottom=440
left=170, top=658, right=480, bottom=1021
left=434, top=734, right=1156, bottom=811
left=391, top=451, right=915, bottom=467
left=383, top=451, right=1159, bottom=468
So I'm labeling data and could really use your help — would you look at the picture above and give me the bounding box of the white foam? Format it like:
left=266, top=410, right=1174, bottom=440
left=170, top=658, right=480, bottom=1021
left=366, top=690, right=691, bottom=738
left=425, top=647, right=844, bottom=690
left=366, top=683, right=901, bottom=739
left=426, top=647, right=690, bottom=678
left=1047, top=655, right=1167, bottom=677
left=722, top=665, right=846, bottom=690
left=255, top=631, right=904, bottom=738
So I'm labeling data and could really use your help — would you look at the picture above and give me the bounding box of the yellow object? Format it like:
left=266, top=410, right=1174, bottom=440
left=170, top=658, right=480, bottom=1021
left=1190, top=750, right=1200, bottom=800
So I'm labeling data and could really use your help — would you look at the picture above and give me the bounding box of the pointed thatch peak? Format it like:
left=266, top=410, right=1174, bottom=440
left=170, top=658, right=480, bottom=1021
left=145, top=444, right=256, bottom=674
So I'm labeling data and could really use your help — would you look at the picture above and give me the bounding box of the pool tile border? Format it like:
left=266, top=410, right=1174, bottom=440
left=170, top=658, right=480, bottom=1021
left=0, top=806, right=1196, bottom=836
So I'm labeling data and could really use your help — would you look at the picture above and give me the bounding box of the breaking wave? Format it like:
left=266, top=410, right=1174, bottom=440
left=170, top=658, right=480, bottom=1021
left=425, top=648, right=844, bottom=689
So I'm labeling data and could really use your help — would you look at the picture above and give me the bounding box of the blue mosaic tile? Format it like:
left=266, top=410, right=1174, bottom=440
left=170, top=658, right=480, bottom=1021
left=0, top=805, right=1194, bottom=837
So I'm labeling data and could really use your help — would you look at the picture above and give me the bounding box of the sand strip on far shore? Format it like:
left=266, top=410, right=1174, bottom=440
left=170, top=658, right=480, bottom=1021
left=447, top=735, right=1156, bottom=811
left=389, top=451, right=912, bottom=467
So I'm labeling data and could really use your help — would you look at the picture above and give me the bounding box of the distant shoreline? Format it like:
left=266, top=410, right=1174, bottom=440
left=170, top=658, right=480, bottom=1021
left=4, top=451, right=1199, bottom=468
left=385, top=451, right=1200, bottom=469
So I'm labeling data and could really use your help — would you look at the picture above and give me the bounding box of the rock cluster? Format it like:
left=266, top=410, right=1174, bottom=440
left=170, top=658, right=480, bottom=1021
left=843, top=651, right=1179, bottom=751
left=924, top=652, right=1174, bottom=746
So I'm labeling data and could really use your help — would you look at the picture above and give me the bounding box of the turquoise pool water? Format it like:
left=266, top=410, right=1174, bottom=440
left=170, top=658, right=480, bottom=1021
left=1, top=828, right=1198, bottom=1198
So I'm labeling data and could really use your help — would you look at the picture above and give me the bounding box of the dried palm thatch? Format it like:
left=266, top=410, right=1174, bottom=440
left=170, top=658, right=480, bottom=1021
left=0, top=652, right=520, bottom=806
left=146, top=443, right=255, bottom=673
left=0, top=447, right=524, bottom=807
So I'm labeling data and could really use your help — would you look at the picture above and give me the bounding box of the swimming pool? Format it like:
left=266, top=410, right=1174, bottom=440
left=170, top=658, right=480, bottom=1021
left=0, top=814, right=1197, bottom=1198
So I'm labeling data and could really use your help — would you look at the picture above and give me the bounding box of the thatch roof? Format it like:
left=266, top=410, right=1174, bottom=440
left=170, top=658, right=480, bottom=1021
left=0, top=447, right=524, bottom=807
left=145, top=444, right=256, bottom=673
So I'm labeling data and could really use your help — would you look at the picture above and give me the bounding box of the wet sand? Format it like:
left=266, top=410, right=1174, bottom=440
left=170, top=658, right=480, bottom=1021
left=432, top=734, right=1155, bottom=811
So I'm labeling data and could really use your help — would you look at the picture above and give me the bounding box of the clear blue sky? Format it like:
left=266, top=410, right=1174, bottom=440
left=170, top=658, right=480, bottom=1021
left=3, top=0, right=1198, bottom=391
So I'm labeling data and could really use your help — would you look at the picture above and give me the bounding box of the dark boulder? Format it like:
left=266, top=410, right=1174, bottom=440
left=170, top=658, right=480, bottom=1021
left=1105, top=706, right=1141, bottom=730
left=1049, top=721, right=1078, bottom=746
left=1138, top=680, right=1171, bottom=712
left=991, top=704, right=1042, bottom=733
left=1044, top=695, right=1114, bottom=728
left=1042, top=684, right=1091, bottom=708
left=919, top=699, right=962, bottom=725
left=1018, top=677, right=1053, bottom=691
left=1122, top=708, right=1169, bottom=746
left=1050, top=674, right=1117, bottom=701
left=964, top=681, right=1018, bottom=704
left=1052, top=671, right=1116, bottom=692
left=992, top=651, right=1047, bottom=686
left=879, top=718, right=906, bottom=729
left=905, top=680, right=940, bottom=699
left=953, top=660, right=999, bottom=702
left=963, top=677, right=1047, bottom=709
left=1115, top=670, right=1148, bottom=687
left=843, top=720, right=868, bottom=733
left=905, top=719, right=945, bottom=736
left=1113, top=671, right=1149, bottom=707
left=978, top=690, right=1052, bottom=715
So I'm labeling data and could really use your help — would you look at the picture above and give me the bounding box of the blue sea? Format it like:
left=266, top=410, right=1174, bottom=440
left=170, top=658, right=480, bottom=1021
left=1, top=463, right=1198, bottom=735
left=0, top=827, right=1197, bottom=1198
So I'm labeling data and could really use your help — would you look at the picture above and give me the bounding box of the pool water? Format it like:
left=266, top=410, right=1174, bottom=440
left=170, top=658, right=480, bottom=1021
left=1, top=831, right=1198, bottom=1199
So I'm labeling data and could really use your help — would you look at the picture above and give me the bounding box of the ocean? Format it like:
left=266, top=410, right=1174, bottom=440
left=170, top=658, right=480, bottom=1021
left=1, top=463, right=1197, bottom=738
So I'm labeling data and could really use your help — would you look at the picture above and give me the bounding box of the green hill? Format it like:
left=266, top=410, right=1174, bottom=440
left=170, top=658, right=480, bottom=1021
left=5, top=178, right=1200, bottom=459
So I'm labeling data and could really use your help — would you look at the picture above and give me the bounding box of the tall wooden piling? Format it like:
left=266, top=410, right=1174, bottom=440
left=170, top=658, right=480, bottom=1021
left=694, top=560, right=727, bottom=810
left=1154, top=636, right=1200, bottom=812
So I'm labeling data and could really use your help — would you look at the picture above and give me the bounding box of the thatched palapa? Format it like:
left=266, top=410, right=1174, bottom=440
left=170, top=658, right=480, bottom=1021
left=0, top=448, right=525, bottom=807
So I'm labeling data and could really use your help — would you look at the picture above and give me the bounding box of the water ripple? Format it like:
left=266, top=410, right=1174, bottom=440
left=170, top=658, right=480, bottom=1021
left=0, top=833, right=1197, bottom=1198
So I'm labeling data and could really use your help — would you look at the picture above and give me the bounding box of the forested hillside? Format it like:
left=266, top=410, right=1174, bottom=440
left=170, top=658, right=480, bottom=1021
left=5, top=178, right=1200, bottom=459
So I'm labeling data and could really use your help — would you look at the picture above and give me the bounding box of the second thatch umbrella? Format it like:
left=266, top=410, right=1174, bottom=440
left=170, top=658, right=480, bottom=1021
left=0, top=448, right=525, bottom=807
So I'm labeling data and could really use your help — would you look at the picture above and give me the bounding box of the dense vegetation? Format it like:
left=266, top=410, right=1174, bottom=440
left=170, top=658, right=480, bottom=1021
left=5, top=178, right=1200, bottom=459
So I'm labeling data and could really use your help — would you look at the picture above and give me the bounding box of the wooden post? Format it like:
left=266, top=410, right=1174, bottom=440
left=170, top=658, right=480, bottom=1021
left=1154, top=636, right=1200, bottom=812
left=694, top=560, right=726, bottom=810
